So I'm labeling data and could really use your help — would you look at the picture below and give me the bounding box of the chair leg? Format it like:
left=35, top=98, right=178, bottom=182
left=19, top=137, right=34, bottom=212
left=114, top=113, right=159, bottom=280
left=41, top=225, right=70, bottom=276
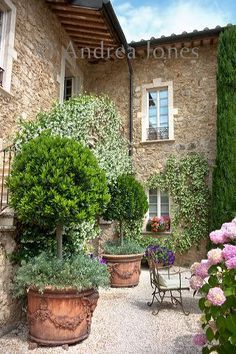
left=147, top=287, right=160, bottom=307
left=179, top=290, right=190, bottom=316
left=152, top=291, right=165, bottom=315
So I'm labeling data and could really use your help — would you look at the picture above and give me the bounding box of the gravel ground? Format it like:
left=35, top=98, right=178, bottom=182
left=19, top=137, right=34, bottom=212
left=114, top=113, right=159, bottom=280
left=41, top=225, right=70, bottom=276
left=0, top=268, right=201, bottom=354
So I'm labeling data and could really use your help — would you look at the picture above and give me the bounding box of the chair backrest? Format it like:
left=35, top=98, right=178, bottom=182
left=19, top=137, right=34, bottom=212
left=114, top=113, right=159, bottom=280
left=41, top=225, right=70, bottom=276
left=146, top=249, right=170, bottom=288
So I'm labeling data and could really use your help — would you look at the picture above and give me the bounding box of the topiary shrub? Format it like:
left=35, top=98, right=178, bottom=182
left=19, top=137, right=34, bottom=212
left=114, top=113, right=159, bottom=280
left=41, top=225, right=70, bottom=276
left=8, top=133, right=110, bottom=259
left=212, top=25, right=236, bottom=229
left=103, top=174, right=148, bottom=247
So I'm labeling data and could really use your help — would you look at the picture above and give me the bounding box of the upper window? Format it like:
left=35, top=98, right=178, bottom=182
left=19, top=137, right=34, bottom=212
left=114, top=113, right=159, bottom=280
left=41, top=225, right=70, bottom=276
left=141, top=78, right=177, bottom=142
left=148, top=89, right=169, bottom=140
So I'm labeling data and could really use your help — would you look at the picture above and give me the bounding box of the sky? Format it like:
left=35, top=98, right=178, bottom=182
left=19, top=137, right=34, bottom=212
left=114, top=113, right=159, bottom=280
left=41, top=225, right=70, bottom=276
left=112, top=0, right=236, bottom=42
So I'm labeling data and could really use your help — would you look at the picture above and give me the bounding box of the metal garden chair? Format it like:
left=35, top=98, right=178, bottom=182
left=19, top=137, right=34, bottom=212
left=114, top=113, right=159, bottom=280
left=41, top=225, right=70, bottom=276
left=147, top=250, right=190, bottom=316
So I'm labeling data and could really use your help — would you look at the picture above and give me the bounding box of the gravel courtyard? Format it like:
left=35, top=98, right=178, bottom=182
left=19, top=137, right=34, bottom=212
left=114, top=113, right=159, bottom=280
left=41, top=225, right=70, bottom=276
left=0, top=268, right=201, bottom=354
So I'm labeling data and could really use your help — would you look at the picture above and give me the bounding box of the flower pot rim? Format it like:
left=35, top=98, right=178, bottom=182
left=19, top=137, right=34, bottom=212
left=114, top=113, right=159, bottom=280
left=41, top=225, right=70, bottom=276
left=27, top=285, right=96, bottom=295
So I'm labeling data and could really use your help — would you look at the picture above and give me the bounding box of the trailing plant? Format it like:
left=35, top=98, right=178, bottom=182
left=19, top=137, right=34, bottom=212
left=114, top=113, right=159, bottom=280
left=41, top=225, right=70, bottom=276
left=190, top=217, right=236, bottom=353
left=14, top=253, right=109, bottom=297
left=103, top=174, right=148, bottom=247
left=147, top=154, right=210, bottom=253
left=212, top=26, right=236, bottom=230
left=8, top=133, right=109, bottom=259
left=103, top=240, right=144, bottom=255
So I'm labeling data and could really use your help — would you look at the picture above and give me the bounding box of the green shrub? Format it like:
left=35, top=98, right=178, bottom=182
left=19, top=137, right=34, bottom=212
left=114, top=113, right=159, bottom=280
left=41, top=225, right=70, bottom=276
left=212, top=25, right=236, bottom=229
left=8, top=133, right=109, bottom=258
left=14, top=253, right=109, bottom=297
left=103, top=174, right=148, bottom=246
left=103, top=240, right=144, bottom=255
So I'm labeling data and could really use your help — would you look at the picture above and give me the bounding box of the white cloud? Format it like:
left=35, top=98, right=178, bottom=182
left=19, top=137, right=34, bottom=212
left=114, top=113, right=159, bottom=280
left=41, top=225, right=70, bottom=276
left=114, top=0, right=230, bottom=42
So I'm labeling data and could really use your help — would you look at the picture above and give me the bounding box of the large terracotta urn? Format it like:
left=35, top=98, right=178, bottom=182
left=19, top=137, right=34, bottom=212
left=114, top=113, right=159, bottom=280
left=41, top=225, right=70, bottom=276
left=102, top=253, right=143, bottom=287
left=27, top=288, right=99, bottom=346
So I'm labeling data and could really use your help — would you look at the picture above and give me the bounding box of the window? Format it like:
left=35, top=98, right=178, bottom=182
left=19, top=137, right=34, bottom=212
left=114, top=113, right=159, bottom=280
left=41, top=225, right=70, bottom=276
left=148, top=189, right=169, bottom=219
left=64, top=77, right=74, bottom=101
left=0, top=0, right=17, bottom=92
left=148, top=89, right=169, bottom=140
left=141, top=78, right=177, bottom=142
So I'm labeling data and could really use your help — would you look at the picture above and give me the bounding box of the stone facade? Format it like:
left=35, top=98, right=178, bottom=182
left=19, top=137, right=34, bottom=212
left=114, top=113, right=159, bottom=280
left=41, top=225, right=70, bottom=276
left=0, top=0, right=84, bottom=144
left=84, top=44, right=217, bottom=182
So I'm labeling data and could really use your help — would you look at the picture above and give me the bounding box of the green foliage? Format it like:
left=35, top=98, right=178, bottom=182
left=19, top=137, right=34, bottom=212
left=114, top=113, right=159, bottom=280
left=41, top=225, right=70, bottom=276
left=104, top=174, right=148, bottom=223
left=103, top=240, right=144, bottom=255
left=14, top=95, right=131, bottom=184
left=14, top=253, right=109, bottom=297
left=212, top=25, right=236, bottom=229
left=147, top=154, right=210, bottom=253
left=8, top=133, right=109, bottom=229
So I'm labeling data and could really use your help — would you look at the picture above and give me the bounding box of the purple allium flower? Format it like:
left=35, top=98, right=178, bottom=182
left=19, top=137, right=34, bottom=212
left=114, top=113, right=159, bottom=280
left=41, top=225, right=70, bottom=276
left=222, top=244, right=236, bottom=261
left=207, top=248, right=223, bottom=265
left=209, top=229, right=228, bottom=244
left=195, top=260, right=210, bottom=279
left=207, top=287, right=226, bottom=306
left=193, top=333, right=207, bottom=346
left=225, top=256, right=236, bottom=270
left=190, top=262, right=200, bottom=274
left=189, top=275, right=204, bottom=290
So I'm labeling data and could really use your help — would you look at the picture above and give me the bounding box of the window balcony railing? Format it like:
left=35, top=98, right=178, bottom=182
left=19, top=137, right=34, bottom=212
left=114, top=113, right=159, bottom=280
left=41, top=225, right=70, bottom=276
left=0, top=67, right=4, bottom=87
left=147, top=127, right=169, bottom=141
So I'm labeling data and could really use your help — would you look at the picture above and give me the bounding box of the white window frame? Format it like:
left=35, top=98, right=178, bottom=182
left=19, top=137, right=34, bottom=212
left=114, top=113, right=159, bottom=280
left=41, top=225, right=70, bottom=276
left=143, top=188, right=171, bottom=230
left=0, top=0, right=17, bottom=93
left=147, top=88, right=169, bottom=140
left=58, top=46, right=83, bottom=103
left=141, top=78, right=178, bottom=142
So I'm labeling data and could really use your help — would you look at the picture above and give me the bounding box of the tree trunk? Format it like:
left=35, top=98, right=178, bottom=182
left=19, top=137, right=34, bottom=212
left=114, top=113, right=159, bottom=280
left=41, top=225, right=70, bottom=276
left=120, top=221, right=124, bottom=246
left=56, top=225, right=63, bottom=259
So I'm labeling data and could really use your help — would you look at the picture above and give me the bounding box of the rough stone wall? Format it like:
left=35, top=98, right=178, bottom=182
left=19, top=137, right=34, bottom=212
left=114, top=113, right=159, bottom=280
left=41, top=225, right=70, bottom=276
left=0, top=230, right=22, bottom=335
left=84, top=44, right=217, bottom=182
left=0, top=0, right=84, bottom=144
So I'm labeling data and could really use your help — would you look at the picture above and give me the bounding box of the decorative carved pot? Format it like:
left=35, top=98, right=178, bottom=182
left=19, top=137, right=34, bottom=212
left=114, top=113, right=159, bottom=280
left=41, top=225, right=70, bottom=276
left=102, top=253, right=143, bottom=287
left=27, top=287, right=99, bottom=346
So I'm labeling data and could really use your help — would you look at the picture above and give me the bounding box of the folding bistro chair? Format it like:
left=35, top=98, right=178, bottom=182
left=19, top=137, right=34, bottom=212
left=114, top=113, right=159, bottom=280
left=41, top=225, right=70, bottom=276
left=147, top=250, right=190, bottom=315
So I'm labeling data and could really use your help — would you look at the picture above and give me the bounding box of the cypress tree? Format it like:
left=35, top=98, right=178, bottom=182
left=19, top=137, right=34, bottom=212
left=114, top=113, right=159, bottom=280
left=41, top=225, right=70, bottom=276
left=212, top=25, right=236, bottom=229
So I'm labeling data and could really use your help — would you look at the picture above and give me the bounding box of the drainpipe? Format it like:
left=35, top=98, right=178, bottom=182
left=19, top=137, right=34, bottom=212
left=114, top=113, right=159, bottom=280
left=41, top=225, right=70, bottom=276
left=126, top=55, right=134, bottom=156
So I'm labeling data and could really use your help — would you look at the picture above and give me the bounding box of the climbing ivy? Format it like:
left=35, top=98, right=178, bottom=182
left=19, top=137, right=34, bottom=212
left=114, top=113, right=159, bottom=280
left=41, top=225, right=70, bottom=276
left=147, top=154, right=210, bottom=253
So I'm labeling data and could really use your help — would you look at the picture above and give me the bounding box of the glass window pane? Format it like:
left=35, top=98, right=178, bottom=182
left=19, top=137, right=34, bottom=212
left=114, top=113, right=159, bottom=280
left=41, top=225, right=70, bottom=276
left=160, top=106, right=168, bottom=115
left=149, top=195, right=157, bottom=203
left=149, top=213, right=157, bottom=218
left=160, top=98, right=168, bottom=106
left=149, top=205, right=157, bottom=213
left=159, top=89, right=168, bottom=99
left=149, top=91, right=157, bottom=101
left=160, top=115, right=168, bottom=125
left=149, top=107, right=157, bottom=117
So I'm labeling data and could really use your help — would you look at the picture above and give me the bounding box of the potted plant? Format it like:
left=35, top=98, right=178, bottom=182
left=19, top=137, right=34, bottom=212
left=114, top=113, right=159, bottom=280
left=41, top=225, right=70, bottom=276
left=145, top=244, right=175, bottom=269
left=8, top=133, right=110, bottom=346
left=146, top=216, right=171, bottom=232
left=102, top=174, right=148, bottom=287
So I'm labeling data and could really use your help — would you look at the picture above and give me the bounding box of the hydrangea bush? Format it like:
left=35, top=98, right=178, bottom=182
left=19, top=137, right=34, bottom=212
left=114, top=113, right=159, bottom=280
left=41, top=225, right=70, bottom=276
left=190, top=217, right=236, bottom=353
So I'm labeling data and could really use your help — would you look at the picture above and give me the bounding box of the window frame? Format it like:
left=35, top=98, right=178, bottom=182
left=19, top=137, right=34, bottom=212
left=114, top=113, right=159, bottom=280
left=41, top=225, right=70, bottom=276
left=0, top=0, right=17, bottom=93
left=141, top=78, right=177, bottom=142
left=148, top=188, right=170, bottom=219
left=147, top=88, right=169, bottom=140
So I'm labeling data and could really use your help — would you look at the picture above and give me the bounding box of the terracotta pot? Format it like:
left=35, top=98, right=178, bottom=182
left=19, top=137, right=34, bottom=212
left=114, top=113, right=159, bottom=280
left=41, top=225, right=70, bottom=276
left=102, top=253, right=143, bottom=287
left=27, top=288, right=99, bottom=346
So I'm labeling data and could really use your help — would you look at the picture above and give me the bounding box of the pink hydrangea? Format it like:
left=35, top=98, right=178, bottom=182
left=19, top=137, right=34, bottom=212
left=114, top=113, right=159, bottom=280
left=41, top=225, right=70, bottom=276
left=224, top=224, right=236, bottom=241
left=207, top=287, right=226, bottom=306
left=207, top=248, right=223, bottom=265
left=209, top=229, right=229, bottom=244
left=195, top=260, right=210, bottom=279
left=189, top=275, right=204, bottom=290
left=190, top=262, right=200, bottom=274
left=193, top=333, right=207, bottom=346
left=222, top=244, right=236, bottom=261
left=232, top=217, right=236, bottom=224
left=225, top=256, right=236, bottom=270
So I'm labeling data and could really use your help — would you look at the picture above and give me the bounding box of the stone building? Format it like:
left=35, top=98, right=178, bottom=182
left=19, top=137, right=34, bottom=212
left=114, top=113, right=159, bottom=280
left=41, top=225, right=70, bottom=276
left=0, top=0, right=228, bottom=333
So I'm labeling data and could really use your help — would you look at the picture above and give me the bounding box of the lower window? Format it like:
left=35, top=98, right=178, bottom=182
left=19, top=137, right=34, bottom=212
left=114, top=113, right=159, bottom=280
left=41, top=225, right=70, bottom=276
left=146, top=189, right=170, bottom=232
